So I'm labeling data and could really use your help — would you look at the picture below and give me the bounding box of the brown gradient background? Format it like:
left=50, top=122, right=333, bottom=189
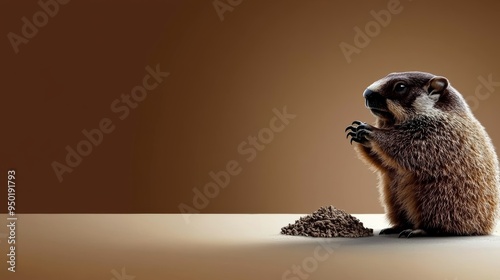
left=1, top=0, right=499, bottom=214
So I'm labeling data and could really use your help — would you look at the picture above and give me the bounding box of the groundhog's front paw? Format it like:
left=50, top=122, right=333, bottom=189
left=345, top=121, right=373, bottom=145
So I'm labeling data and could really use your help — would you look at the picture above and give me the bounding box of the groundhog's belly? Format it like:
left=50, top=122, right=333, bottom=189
left=390, top=166, right=498, bottom=235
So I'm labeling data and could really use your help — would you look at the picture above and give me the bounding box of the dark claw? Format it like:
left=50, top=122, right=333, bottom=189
left=398, top=229, right=427, bottom=238
left=350, top=137, right=363, bottom=144
left=345, top=125, right=356, bottom=132
left=398, top=229, right=413, bottom=238
left=346, top=132, right=356, bottom=139
left=345, top=121, right=363, bottom=132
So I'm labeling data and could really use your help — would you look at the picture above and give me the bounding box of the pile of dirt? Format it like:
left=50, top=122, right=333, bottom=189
left=281, top=205, right=373, bottom=238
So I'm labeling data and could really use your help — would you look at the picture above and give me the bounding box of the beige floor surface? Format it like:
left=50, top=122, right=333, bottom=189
left=1, top=214, right=499, bottom=280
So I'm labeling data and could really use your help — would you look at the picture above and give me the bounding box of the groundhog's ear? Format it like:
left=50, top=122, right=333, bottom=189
left=428, top=76, right=449, bottom=95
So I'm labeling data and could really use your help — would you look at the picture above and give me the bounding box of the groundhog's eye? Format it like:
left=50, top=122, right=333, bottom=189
left=393, top=82, right=408, bottom=94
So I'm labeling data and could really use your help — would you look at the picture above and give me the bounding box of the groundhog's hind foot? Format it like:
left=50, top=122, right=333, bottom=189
left=379, top=227, right=405, bottom=235
left=379, top=224, right=412, bottom=235
left=398, top=229, right=428, bottom=238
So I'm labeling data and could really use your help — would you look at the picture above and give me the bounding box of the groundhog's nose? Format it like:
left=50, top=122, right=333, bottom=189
left=363, top=89, right=387, bottom=111
left=363, top=89, right=376, bottom=99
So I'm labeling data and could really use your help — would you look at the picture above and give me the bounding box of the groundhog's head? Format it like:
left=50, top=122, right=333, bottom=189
left=363, top=71, right=469, bottom=125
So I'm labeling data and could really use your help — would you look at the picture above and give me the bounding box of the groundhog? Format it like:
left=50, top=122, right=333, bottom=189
left=345, top=71, right=499, bottom=237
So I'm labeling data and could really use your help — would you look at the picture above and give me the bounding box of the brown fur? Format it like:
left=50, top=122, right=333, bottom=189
left=349, top=71, right=499, bottom=236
